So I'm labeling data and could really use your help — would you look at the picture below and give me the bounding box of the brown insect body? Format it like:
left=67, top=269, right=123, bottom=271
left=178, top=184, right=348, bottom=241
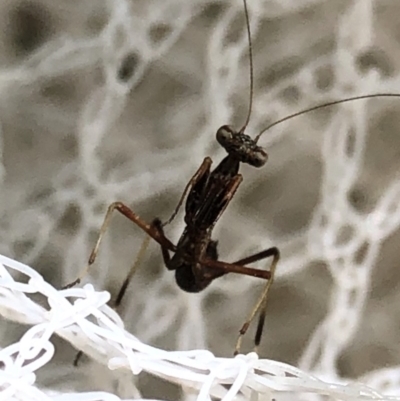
left=164, top=126, right=268, bottom=293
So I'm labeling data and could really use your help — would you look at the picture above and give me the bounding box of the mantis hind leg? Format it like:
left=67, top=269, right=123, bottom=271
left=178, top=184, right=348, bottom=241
left=233, top=247, right=280, bottom=355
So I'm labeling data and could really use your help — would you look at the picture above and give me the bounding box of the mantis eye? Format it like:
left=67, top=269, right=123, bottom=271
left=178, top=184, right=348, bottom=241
left=216, top=125, right=234, bottom=146
left=250, top=148, right=268, bottom=168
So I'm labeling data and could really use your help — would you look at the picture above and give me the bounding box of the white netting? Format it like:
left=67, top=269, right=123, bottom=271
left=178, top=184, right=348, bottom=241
left=1, top=0, right=400, bottom=399
left=2, top=254, right=400, bottom=401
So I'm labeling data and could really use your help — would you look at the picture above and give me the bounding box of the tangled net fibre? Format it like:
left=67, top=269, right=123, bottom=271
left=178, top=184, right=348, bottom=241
left=1, top=0, right=400, bottom=399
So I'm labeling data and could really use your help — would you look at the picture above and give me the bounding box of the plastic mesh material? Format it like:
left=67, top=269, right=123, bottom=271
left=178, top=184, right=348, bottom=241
left=2, top=254, right=400, bottom=400
left=1, top=0, right=400, bottom=399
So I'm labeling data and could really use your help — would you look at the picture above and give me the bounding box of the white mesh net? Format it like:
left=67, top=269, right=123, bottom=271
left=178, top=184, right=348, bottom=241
left=1, top=0, right=400, bottom=399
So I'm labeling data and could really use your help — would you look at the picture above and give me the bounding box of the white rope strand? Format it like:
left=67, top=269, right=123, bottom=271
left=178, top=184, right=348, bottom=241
left=0, top=254, right=399, bottom=401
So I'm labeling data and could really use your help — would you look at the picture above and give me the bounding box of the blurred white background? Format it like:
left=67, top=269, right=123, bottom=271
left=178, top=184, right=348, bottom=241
left=1, top=0, right=400, bottom=399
